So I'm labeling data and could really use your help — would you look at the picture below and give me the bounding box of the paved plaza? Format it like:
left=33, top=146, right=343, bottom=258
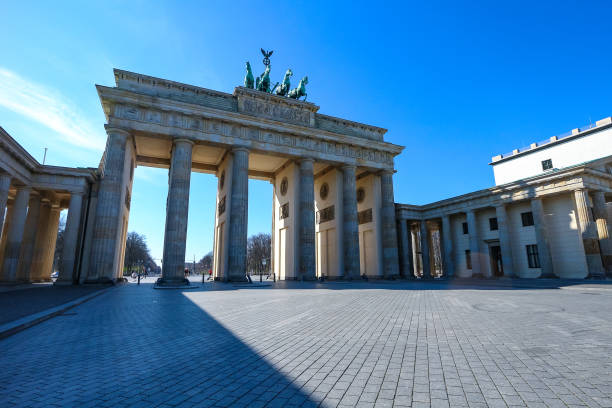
left=1, top=280, right=612, bottom=408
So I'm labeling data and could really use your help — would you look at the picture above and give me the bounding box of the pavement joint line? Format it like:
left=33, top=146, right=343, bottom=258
left=0, top=286, right=113, bottom=340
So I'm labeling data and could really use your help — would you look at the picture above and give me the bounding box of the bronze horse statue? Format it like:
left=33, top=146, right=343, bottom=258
left=275, top=69, right=293, bottom=97
left=255, top=65, right=271, bottom=93
left=288, top=76, right=308, bottom=100
left=244, top=61, right=254, bottom=89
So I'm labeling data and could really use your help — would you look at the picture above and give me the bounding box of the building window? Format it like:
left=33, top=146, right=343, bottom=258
left=465, top=250, right=472, bottom=270
left=521, top=211, right=534, bottom=227
left=462, top=222, right=468, bottom=234
left=489, top=217, right=498, bottom=231
left=541, top=159, right=553, bottom=171
left=526, top=244, right=540, bottom=268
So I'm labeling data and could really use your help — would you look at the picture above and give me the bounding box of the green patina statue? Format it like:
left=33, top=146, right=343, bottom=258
left=255, top=65, right=271, bottom=93
left=275, top=69, right=293, bottom=96
left=244, top=61, right=254, bottom=89
left=288, top=76, right=308, bottom=100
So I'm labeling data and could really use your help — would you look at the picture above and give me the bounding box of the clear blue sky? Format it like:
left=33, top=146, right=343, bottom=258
left=1, top=1, right=611, bottom=264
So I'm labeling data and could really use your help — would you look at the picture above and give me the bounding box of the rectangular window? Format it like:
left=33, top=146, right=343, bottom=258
left=489, top=217, right=498, bottom=231
left=521, top=211, right=534, bottom=227
left=526, top=244, right=540, bottom=268
left=465, top=249, right=472, bottom=270
left=541, top=159, right=553, bottom=171
left=462, top=222, right=469, bottom=234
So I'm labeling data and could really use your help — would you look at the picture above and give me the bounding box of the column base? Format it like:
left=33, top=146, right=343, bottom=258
left=83, top=277, right=119, bottom=285
left=53, top=280, right=74, bottom=286
left=154, top=277, right=191, bottom=288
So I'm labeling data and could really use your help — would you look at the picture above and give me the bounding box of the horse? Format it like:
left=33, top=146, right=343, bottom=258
left=256, top=65, right=271, bottom=93
left=244, top=61, right=254, bottom=89
left=288, top=76, right=308, bottom=100
left=275, top=69, right=293, bottom=96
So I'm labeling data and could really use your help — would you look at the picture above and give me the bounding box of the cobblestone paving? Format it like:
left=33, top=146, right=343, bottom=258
left=1, top=281, right=612, bottom=407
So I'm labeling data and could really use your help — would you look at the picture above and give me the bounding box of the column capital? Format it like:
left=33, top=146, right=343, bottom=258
left=340, top=164, right=356, bottom=171
left=104, top=126, right=130, bottom=138
left=69, top=190, right=86, bottom=197
left=173, top=138, right=194, bottom=146
left=231, top=147, right=250, bottom=154
left=297, top=157, right=315, bottom=165
left=379, top=169, right=395, bottom=176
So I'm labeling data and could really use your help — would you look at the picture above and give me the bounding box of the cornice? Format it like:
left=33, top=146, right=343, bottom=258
left=97, top=85, right=403, bottom=155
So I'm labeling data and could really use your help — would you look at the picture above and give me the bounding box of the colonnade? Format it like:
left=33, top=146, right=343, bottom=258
left=398, top=189, right=611, bottom=279
left=151, top=140, right=399, bottom=284
left=0, top=174, right=85, bottom=283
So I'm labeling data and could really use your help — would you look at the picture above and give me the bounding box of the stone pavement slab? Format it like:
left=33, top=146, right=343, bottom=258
left=0, top=284, right=106, bottom=325
left=1, top=280, right=612, bottom=407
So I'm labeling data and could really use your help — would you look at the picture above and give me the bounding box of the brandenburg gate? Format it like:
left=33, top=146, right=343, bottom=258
left=86, top=68, right=403, bottom=285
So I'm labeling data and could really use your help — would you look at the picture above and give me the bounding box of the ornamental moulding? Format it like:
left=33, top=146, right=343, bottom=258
left=111, top=103, right=394, bottom=166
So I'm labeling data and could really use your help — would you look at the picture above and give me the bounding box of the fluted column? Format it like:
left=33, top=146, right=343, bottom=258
left=228, top=148, right=249, bottom=281
left=57, top=192, right=84, bottom=284
left=441, top=215, right=455, bottom=278
left=341, top=165, right=360, bottom=278
left=397, top=219, right=412, bottom=278
left=466, top=209, right=480, bottom=277
left=592, top=191, right=612, bottom=275
left=41, top=204, right=61, bottom=280
left=0, top=203, right=14, bottom=272
left=88, top=128, right=129, bottom=282
left=160, top=139, right=193, bottom=285
left=17, top=195, right=42, bottom=281
left=573, top=190, right=605, bottom=278
left=380, top=170, right=399, bottom=278
left=531, top=198, right=555, bottom=278
left=298, top=159, right=315, bottom=280
left=495, top=204, right=515, bottom=278
left=30, top=200, right=50, bottom=281
left=2, top=187, right=31, bottom=281
left=0, top=173, right=11, bottom=232
left=420, top=220, right=431, bottom=279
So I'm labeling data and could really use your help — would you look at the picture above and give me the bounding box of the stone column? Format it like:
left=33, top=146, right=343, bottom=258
left=495, top=204, right=515, bottom=278
left=160, top=139, right=193, bottom=285
left=2, top=187, right=31, bottom=282
left=41, top=204, right=61, bottom=280
left=29, top=200, right=50, bottom=281
left=380, top=170, right=400, bottom=278
left=57, top=192, right=84, bottom=284
left=88, top=128, right=129, bottom=282
left=530, top=198, right=555, bottom=278
left=420, top=220, right=431, bottom=278
left=0, top=203, right=14, bottom=272
left=17, top=195, right=42, bottom=281
left=441, top=215, right=455, bottom=278
left=592, top=191, right=612, bottom=275
left=466, top=209, right=480, bottom=277
left=298, top=159, right=315, bottom=280
left=341, top=165, right=360, bottom=278
left=0, top=173, right=11, bottom=232
left=573, top=190, right=605, bottom=278
left=228, top=148, right=249, bottom=281
left=397, top=218, right=412, bottom=278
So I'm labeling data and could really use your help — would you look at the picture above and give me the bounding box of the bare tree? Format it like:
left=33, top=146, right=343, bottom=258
left=247, top=233, right=271, bottom=275
left=124, top=232, right=155, bottom=275
left=199, top=251, right=213, bottom=272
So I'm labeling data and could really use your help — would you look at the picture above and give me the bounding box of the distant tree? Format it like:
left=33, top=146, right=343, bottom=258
left=123, top=232, right=154, bottom=275
left=199, top=251, right=213, bottom=272
left=247, top=233, right=271, bottom=275
left=52, top=214, right=67, bottom=273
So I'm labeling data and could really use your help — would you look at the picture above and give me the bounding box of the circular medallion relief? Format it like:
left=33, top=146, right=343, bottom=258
left=280, top=177, right=288, bottom=196
left=357, top=187, right=365, bottom=203
left=319, top=182, right=329, bottom=200
left=219, top=170, right=225, bottom=190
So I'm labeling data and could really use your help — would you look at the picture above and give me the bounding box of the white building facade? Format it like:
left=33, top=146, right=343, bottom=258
left=396, top=117, right=612, bottom=280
